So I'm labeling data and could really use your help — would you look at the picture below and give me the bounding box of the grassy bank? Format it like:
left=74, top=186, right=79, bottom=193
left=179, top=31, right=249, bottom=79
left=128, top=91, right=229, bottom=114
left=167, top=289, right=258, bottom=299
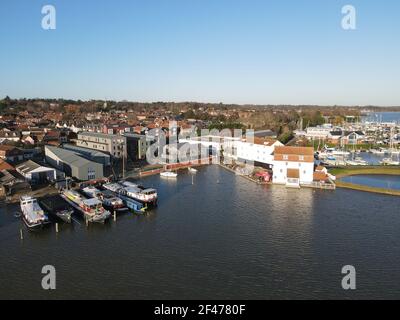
left=335, top=180, right=400, bottom=196
left=330, top=166, right=400, bottom=178
left=330, top=166, right=400, bottom=196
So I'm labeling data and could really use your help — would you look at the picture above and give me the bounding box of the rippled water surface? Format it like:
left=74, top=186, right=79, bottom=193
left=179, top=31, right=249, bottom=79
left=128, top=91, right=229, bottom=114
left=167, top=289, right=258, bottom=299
left=1, top=165, right=400, bottom=299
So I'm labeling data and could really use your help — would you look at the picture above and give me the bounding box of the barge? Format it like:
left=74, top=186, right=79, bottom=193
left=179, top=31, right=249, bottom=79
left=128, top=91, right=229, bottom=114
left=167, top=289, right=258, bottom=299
left=39, top=195, right=74, bottom=223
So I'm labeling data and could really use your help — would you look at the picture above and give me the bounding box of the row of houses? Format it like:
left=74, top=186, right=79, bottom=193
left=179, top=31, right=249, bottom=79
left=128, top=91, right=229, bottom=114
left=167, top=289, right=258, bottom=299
left=295, top=125, right=367, bottom=145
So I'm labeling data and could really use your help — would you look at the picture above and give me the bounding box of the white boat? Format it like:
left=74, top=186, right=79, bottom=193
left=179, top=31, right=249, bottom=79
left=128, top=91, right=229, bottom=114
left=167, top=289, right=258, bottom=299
left=103, top=181, right=158, bottom=207
left=370, top=148, right=387, bottom=155
left=346, top=160, right=369, bottom=166
left=188, top=167, right=198, bottom=173
left=81, top=186, right=102, bottom=198
left=20, top=196, right=50, bottom=229
left=322, top=148, right=351, bottom=157
left=380, top=158, right=400, bottom=166
left=389, top=149, right=400, bottom=155
left=160, top=171, right=178, bottom=178
left=61, top=190, right=111, bottom=224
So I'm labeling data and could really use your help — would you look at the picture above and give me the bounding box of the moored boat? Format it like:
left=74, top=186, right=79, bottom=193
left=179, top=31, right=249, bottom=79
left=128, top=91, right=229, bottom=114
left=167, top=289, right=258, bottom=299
left=39, top=195, right=74, bottom=224
left=99, top=190, right=129, bottom=214
left=380, top=158, right=400, bottom=166
left=103, top=181, right=158, bottom=207
left=82, top=186, right=128, bottom=213
left=188, top=167, right=198, bottom=173
left=160, top=171, right=178, bottom=178
left=20, top=196, right=51, bottom=230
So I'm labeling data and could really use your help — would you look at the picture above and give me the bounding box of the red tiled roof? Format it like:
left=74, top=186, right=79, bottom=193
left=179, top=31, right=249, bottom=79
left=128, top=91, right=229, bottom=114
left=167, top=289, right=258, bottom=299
left=313, top=172, right=329, bottom=181
left=274, top=146, right=314, bottom=156
left=0, top=160, right=14, bottom=171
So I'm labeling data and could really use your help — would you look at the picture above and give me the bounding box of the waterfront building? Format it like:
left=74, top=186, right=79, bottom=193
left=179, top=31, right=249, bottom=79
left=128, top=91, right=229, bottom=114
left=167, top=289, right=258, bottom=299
left=0, top=169, right=29, bottom=195
left=236, top=138, right=283, bottom=167
left=15, top=160, right=58, bottom=184
left=340, top=131, right=366, bottom=145
left=77, top=132, right=126, bottom=159
left=124, top=133, right=149, bottom=161
left=45, top=145, right=104, bottom=181
left=63, top=144, right=111, bottom=166
left=305, top=125, right=333, bottom=139
left=272, top=146, right=315, bottom=187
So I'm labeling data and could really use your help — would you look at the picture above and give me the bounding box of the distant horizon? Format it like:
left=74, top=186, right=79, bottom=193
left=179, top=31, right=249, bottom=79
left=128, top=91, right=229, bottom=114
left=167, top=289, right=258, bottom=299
left=2, top=95, right=400, bottom=109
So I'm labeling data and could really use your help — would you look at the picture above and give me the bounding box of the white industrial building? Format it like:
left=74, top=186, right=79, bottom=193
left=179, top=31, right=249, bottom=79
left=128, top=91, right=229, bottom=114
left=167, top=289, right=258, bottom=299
left=16, top=160, right=57, bottom=184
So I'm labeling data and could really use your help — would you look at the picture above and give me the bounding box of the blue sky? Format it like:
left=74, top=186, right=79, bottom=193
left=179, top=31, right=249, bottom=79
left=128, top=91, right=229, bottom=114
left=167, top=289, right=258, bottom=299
left=0, top=0, right=399, bottom=105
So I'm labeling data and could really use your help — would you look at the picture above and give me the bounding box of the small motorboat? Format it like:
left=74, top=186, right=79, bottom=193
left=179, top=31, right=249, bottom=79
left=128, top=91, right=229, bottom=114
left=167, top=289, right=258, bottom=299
left=188, top=167, right=198, bottom=173
left=160, top=171, right=178, bottom=178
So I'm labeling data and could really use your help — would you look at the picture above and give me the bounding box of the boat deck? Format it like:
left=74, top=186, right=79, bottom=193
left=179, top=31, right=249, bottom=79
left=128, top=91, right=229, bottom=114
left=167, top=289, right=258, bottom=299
left=39, top=195, right=74, bottom=212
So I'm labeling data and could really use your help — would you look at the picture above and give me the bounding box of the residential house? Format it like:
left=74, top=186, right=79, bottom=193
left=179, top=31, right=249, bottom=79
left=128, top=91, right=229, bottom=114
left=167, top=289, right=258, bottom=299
left=0, top=145, right=24, bottom=163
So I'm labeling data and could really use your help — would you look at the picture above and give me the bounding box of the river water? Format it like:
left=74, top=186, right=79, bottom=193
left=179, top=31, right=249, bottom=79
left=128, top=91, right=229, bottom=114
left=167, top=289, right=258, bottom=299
left=341, top=175, right=400, bottom=191
left=363, top=112, right=400, bottom=123
left=1, top=165, right=400, bottom=299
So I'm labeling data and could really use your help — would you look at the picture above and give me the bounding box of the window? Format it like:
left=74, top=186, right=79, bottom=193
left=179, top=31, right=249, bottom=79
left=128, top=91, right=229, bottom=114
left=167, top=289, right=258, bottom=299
left=88, top=168, right=96, bottom=180
left=299, top=156, right=304, bottom=161
left=283, top=155, right=288, bottom=160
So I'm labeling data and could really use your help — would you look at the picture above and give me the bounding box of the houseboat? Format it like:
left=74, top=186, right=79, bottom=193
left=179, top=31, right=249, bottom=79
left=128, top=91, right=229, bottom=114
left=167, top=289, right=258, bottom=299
left=82, top=186, right=129, bottom=214
left=20, top=196, right=51, bottom=230
left=103, top=181, right=158, bottom=207
left=61, top=190, right=111, bottom=224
